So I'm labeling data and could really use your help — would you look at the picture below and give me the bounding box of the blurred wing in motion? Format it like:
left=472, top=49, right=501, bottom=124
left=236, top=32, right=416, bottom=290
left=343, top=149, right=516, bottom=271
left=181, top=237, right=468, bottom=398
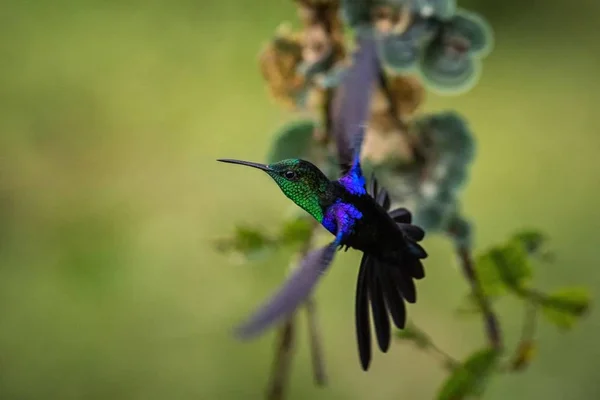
left=234, top=239, right=339, bottom=339
left=338, top=126, right=368, bottom=196
left=331, top=35, right=380, bottom=175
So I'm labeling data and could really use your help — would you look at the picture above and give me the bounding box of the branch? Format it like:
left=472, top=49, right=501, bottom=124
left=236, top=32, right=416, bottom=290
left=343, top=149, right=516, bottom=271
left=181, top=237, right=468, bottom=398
left=266, top=220, right=326, bottom=399
left=411, top=322, right=461, bottom=370
left=501, top=295, right=538, bottom=372
left=266, top=317, right=296, bottom=400
left=456, top=246, right=503, bottom=351
left=305, top=296, right=327, bottom=385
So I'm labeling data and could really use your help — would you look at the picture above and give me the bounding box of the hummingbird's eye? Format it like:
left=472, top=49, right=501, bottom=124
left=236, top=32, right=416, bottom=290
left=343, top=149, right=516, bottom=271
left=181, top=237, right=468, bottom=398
left=284, top=170, right=297, bottom=180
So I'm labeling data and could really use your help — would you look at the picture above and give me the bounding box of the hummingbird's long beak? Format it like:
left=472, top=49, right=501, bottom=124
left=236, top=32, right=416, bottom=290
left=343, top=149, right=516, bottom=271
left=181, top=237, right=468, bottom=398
left=217, top=159, right=272, bottom=172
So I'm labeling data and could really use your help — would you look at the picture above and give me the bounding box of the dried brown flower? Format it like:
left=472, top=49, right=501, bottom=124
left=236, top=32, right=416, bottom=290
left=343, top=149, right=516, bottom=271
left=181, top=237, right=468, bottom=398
left=258, top=29, right=306, bottom=109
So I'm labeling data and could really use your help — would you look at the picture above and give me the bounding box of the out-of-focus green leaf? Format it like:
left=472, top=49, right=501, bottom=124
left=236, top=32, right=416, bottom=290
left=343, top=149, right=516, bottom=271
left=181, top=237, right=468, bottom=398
left=266, top=120, right=316, bottom=163
left=449, top=8, right=494, bottom=58
left=233, top=225, right=271, bottom=252
left=490, top=242, right=532, bottom=288
left=279, top=216, right=313, bottom=245
left=214, top=225, right=276, bottom=259
left=419, top=40, right=481, bottom=96
left=376, top=17, right=437, bottom=74
left=473, top=249, right=507, bottom=297
left=394, top=321, right=431, bottom=349
left=340, top=0, right=373, bottom=29
left=510, top=340, right=536, bottom=371
left=409, top=0, right=457, bottom=20
left=540, top=287, right=591, bottom=330
left=377, top=34, right=419, bottom=74
left=475, top=241, right=532, bottom=295
left=511, top=229, right=547, bottom=255
left=436, top=347, right=500, bottom=400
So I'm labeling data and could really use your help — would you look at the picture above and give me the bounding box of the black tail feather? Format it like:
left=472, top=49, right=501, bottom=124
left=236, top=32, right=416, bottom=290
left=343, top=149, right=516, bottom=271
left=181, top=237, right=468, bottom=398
left=376, top=188, right=391, bottom=210
left=390, top=266, right=417, bottom=304
left=389, top=207, right=412, bottom=223
left=376, top=264, right=407, bottom=330
left=398, top=223, right=425, bottom=242
left=366, top=257, right=391, bottom=353
left=355, top=255, right=372, bottom=371
left=408, top=258, right=426, bottom=280
left=406, top=240, right=428, bottom=259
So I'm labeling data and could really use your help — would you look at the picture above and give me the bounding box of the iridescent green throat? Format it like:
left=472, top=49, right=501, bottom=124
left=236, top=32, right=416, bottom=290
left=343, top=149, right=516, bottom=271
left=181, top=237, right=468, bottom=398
left=269, top=173, right=325, bottom=222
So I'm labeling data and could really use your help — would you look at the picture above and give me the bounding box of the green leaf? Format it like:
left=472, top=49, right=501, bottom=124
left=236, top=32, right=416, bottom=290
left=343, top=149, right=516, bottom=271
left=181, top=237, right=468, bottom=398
left=491, top=242, right=532, bottom=288
left=437, top=347, right=500, bottom=400
left=411, top=0, right=457, bottom=21
left=376, top=33, right=419, bottom=74
left=540, top=287, right=591, bottom=330
left=473, top=249, right=507, bottom=297
left=448, top=9, right=495, bottom=58
left=279, top=216, right=313, bottom=246
left=266, top=120, right=316, bottom=163
left=511, top=229, right=547, bottom=255
left=474, top=241, right=532, bottom=295
left=214, top=225, right=275, bottom=259
left=419, top=40, right=482, bottom=96
left=394, top=322, right=431, bottom=349
left=340, top=0, right=372, bottom=28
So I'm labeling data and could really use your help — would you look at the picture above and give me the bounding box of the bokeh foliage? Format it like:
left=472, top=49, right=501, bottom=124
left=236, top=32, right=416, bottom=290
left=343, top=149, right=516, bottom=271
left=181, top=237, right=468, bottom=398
left=1, top=0, right=599, bottom=399
left=215, top=1, right=591, bottom=399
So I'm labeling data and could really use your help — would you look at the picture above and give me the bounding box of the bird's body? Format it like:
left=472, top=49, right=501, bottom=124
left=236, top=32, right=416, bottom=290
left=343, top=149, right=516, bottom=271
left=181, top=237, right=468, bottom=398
left=312, top=179, right=409, bottom=256
left=217, top=129, right=427, bottom=371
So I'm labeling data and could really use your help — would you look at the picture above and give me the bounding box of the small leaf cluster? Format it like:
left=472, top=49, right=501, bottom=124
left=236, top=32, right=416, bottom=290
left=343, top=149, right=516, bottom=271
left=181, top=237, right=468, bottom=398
left=343, top=0, right=494, bottom=94
left=393, top=231, right=591, bottom=399
left=436, top=347, right=500, bottom=400
left=214, top=215, right=314, bottom=262
left=471, top=229, right=590, bottom=331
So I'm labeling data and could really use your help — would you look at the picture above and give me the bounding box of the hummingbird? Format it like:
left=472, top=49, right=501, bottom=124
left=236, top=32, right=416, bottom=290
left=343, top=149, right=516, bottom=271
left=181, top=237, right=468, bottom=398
left=217, top=129, right=427, bottom=370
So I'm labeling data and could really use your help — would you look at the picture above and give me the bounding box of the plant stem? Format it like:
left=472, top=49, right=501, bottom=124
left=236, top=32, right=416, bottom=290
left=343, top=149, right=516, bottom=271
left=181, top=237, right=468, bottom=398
left=406, top=322, right=461, bottom=370
left=503, top=298, right=537, bottom=372
left=266, top=317, right=296, bottom=400
left=428, top=339, right=461, bottom=370
left=305, top=296, right=327, bottom=385
left=456, top=246, right=503, bottom=351
left=265, top=221, right=326, bottom=399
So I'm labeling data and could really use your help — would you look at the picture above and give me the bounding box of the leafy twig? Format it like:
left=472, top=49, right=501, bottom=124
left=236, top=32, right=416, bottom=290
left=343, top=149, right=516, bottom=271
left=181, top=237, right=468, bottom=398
left=396, top=321, right=460, bottom=370
left=504, top=299, right=537, bottom=372
left=416, top=323, right=461, bottom=370
left=427, top=337, right=461, bottom=370
left=456, top=245, right=503, bottom=351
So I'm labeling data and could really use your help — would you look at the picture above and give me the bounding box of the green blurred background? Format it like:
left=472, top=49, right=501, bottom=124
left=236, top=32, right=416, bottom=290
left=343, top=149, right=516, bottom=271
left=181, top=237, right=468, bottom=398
left=1, top=0, right=599, bottom=399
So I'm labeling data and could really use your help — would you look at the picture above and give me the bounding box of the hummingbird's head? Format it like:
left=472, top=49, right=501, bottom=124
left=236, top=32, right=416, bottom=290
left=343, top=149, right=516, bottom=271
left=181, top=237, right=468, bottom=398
left=217, top=158, right=331, bottom=222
